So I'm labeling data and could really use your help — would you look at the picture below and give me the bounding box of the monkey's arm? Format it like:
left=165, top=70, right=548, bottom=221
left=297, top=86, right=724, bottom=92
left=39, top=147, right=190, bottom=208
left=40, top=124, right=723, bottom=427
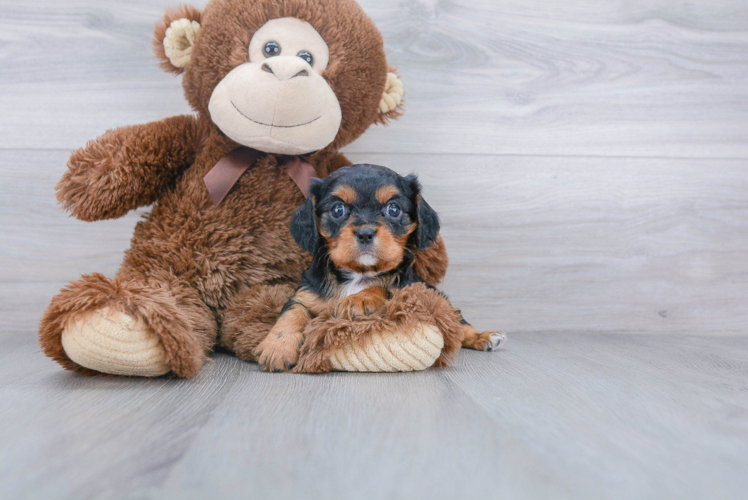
left=56, top=115, right=201, bottom=221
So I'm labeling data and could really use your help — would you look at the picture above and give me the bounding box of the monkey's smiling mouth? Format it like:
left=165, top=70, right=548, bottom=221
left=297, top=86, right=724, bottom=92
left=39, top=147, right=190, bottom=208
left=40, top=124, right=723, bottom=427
left=231, top=101, right=321, bottom=128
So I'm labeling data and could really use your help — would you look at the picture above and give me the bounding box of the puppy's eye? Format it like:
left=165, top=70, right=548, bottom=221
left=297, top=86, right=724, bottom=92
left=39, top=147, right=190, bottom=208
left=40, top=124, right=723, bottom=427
left=297, top=51, right=313, bottom=66
left=331, top=202, right=347, bottom=219
left=386, top=203, right=401, bottom=218
left=264, top=41, right=281, bottom=57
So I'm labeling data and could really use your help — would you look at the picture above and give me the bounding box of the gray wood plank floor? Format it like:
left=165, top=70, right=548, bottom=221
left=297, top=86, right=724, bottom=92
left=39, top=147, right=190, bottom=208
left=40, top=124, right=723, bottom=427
left=2, top=332, right=748, bottom=500
left=2, top=0, right=748, bottom=498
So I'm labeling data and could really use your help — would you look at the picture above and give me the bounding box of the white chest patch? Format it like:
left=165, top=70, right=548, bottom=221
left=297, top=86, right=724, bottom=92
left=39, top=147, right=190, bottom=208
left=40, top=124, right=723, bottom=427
left=339, top=272, right=376, bottom=298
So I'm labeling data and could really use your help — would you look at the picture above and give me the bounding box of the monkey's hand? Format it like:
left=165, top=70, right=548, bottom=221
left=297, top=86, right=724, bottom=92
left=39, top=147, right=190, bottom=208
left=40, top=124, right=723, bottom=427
left=57, top=115, right=200, bottom=221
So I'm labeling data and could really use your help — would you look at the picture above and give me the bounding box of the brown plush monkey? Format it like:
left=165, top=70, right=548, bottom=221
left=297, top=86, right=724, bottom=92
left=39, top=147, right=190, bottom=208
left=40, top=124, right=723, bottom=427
left=38, top=0, right=456, bottom=378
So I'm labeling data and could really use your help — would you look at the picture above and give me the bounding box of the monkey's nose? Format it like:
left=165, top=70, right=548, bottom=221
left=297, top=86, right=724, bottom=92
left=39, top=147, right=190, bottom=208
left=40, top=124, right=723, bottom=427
left=261, top=57, right=312, bottom=81
left=355, top=227, right=377, bottom=245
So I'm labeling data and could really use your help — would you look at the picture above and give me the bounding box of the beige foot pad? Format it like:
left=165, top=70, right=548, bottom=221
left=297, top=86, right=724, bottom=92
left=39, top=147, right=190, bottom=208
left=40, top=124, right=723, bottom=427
left=328, top=324, right=444, bottom=372
left=61, top=307, right=170, bottom=377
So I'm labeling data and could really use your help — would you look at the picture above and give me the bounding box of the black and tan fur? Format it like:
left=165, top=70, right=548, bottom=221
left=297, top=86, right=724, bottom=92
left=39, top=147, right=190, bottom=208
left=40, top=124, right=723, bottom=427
left=255, top=164, right=503, bottom=371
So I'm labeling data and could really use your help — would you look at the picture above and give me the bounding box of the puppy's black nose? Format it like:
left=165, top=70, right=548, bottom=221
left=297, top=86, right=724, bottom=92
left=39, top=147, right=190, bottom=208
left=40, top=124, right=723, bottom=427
left=355, top=227, right=377, bottom=245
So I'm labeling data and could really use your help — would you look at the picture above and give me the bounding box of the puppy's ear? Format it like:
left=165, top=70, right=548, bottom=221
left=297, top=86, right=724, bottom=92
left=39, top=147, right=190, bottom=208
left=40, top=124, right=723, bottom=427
left=290, top=179, right=323, bottom=253
left=290, top=198, right=318, bottom=253
left=416, top=195, right=440, bottom=249
left=404, top=174, right=440, bottom=250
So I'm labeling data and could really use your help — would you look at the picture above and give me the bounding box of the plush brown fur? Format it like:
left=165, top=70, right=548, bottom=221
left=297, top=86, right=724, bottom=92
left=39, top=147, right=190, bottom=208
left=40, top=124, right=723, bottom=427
left=153, top=5, right=203, bottom=75
left=39, top=272, right=215, bottom=378
left=219, top=284, right=296, bottom=360
left=178, top=0, right=403, bottom=140
left=38, top=0, right=449, bottom=378
left=293, top=283, right=464, bottom=373
left=57, top=115, right=202, bottom=222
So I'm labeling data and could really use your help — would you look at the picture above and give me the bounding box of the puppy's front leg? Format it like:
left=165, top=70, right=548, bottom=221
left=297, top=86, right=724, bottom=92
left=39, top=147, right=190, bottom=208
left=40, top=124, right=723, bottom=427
left=255, top=302, right=310, bottom=372
left=334, top=287, right=388, bottom=320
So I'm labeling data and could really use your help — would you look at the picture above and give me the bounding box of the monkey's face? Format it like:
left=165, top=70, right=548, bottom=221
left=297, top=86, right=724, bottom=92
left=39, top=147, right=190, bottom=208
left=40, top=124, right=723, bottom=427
left=208, top=18, right=342, bottom=155
left=154, top=0, right=405, bottom=155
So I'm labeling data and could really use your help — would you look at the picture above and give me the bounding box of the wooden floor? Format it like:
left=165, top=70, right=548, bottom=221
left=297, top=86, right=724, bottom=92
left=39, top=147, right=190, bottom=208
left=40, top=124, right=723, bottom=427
left=2, top=332, right=747, bottom=499
left=2, top=0, right=748, bottom=498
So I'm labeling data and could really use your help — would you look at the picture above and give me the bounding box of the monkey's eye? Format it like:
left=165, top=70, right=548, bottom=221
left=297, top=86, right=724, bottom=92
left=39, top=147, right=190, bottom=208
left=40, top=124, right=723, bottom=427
left=331, top=202, right=347, bottom=219
left=297, top=51, right=314, bottom=66
left=386, top=203, right=401, bottom=218
left=264, top=41, right=281, bottom=57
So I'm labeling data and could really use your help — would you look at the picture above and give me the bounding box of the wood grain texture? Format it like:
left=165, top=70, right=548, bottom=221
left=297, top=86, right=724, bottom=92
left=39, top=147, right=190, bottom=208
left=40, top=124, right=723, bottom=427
left=4, top=149, right=747, bottom=336
left=353, top=153, right=748, bottom=335
left=1, top=333, right=746, bottom=499
left=0, top=0, right=747, bottom=157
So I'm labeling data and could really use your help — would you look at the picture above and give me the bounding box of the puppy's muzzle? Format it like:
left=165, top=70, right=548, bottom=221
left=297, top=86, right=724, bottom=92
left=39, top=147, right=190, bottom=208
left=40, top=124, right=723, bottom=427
left=355, top=227, right=377, bottom=247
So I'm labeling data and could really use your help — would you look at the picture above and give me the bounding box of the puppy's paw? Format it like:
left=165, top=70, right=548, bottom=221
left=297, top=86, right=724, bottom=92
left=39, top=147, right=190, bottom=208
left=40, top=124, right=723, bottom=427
left=254, top=332, right=302, bottom=372
left=334, top=288, right=387, bottom=320
left=487, top=331, right=507, bottom=351
left=461, top=324, right=506, bottom=352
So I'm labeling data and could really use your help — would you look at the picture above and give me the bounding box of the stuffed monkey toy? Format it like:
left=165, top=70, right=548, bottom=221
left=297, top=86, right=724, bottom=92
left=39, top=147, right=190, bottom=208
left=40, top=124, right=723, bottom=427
left=39, top=0, right=467, bottom=377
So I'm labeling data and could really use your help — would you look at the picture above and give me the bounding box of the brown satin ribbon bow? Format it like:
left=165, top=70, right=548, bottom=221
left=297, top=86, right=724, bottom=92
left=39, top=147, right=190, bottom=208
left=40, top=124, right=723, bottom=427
left=203, top=147, right=316, bottom=206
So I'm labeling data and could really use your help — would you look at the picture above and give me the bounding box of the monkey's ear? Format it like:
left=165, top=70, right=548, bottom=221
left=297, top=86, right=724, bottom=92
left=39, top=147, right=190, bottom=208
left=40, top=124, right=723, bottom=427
left=378, top=69, right=405, bottom=121
left=154, top=5, right=202, bottom=74
left=290, top=180, right=323, bottom=253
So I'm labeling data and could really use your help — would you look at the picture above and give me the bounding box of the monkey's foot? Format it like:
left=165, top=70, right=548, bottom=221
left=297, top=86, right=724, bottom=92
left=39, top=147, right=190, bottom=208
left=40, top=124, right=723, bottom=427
left=61, top=307, right=170, bottom=377
left=327, top=324, right=444, bottom=372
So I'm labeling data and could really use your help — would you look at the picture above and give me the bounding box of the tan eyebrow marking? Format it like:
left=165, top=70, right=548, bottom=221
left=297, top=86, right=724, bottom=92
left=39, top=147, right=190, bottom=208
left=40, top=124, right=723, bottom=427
left=375, top=185, right=400, bottom=204
left=331, top=185, right=357, bottom=204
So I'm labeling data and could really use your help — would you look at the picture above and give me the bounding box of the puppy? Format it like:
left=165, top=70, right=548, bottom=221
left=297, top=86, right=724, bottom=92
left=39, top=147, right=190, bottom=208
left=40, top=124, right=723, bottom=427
left=255, top=164, right=504, bottom=371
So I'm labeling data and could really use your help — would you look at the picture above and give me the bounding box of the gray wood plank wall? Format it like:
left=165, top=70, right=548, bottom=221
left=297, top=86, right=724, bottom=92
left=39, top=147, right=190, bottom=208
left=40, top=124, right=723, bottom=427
left=1, top=0, right=746, bottom=335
